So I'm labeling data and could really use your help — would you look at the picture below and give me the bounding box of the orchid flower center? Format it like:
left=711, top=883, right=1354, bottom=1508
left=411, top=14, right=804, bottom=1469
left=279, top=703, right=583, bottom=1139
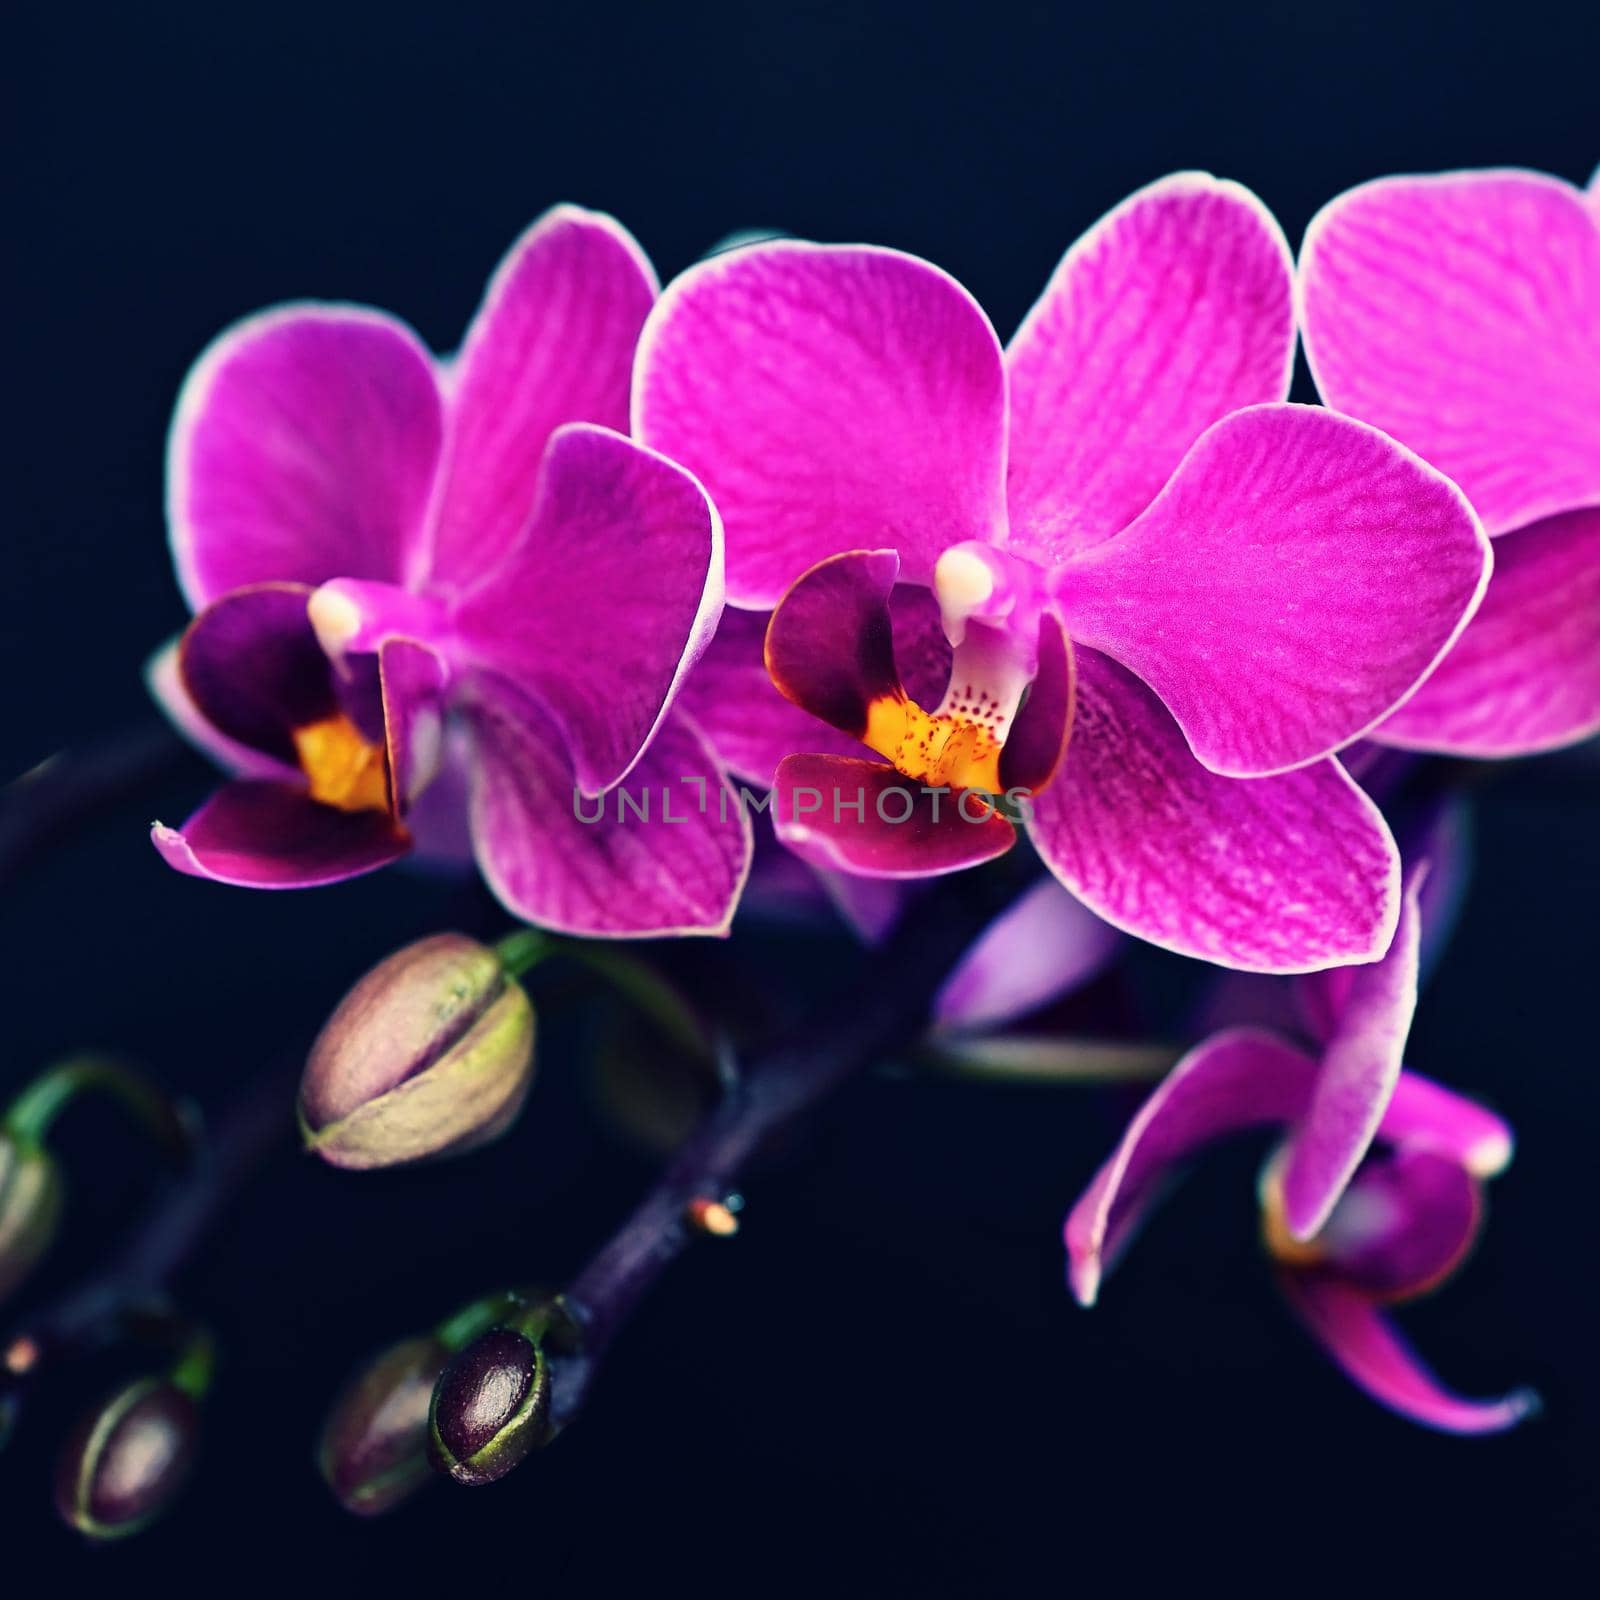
left=293, top=713, right=389, bottom=813
left=860, top=543, right=1044, bottom=792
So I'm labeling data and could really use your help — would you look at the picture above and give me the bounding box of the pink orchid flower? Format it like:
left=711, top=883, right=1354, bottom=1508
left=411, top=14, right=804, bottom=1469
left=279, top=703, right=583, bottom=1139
left=1299, top=165, right=1600, bottom=756
left=1065, top=878, right=1534, bottom=1433
left=639, top=173, right=1491, bottom=973
left=149, top=207, right=750, bottom=937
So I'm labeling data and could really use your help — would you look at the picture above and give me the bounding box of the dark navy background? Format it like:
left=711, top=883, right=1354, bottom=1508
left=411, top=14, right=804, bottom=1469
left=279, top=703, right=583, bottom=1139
left=6, top=1, right=1596, bottom=1586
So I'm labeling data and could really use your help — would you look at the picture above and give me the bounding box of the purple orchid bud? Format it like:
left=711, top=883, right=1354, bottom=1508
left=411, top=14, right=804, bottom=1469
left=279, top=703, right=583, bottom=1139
left=318, top=1335, right=448, bottom=1516
left=54, top=1376, right=202, bottom=1540
left=428, top=1326, right=552, bottom=1486
left=0, top=1134, right=61, bottom=1307
left=299, top=934, right=536, bottom=1171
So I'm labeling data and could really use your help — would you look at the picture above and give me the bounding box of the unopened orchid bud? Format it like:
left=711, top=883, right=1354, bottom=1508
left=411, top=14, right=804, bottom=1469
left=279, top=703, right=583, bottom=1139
left=54, top=1376, right=201, bottom=1539
left=0, top=1134, right=62, bottom=1306
left=428, top=1325, right=552, bottom=1486
left=318, top=1335, right=446, bottom=1516
left=299, top=933, right=536, bottom=1170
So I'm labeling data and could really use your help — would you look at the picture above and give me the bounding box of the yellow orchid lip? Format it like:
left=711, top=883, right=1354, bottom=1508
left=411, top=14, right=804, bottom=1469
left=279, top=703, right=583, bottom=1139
left=292, top=712, right=391, bottom=814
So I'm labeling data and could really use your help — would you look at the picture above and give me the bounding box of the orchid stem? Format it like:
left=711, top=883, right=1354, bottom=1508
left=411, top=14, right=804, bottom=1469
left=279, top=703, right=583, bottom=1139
left=548, top=873, right=1013, bottom=1427
left=0, top=718, right=188, bottom=888
left=6, top=1055, right=198, bottom=1160
left=1, top=1057, right=297, bottom=1420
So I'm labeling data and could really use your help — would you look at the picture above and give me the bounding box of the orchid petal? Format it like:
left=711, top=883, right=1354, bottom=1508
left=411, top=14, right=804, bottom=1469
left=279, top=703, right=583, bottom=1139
left=813, top=868, right=912, bottom=944
left=1065, top=1028, right=1319, bottom=1306
left=1372, top=507, right=1600, bottom=757
left=998, top=610, right=1074, bottom=794
left=1319, top=1148, right=1482, bottom=1301
left=686, top=583, right=955, bottom=790
left=151, top=781, right=409, bottom=888
left=1027, top=649, right=1400, bottom=973
left=379, top=639, right=450, bottom=810
left=178, top=583, right=336, bottom=765
left=1278, top=1271, right=1537, bottom=1435
left=764, top=550, right=904, bottom=738
left=1053, top=404, right=1491, bottom=777
left=462, top=679, right=750, bottom=938
left=770, top=754, right=1014, bottom=879
left=1378, top=1071, right=1514, bottom=1178
left=934, top=877, right=1120, bottom=1031
left=145, top=638, right=293, bottom=780
left=1300, top=169, right=1600, bottom=537
left=453, top=424, right=723, bottom=797
left=634, top=241, right=1008, bottom=606
left=428, top=206, right=658, bottom=587
left=678, top=606, right=869, bottom=787
left=1006, top=173, right=1294, bottom=563
left=168, top=306, right=442, bottom=608
left=1279, top=867, right=1425, bottom=1239
left=1297, top=797, right=1472, bottom=1039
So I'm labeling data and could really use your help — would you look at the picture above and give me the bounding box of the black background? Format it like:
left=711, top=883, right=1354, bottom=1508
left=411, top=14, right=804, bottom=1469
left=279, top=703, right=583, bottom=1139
left=5, top=1, right=1596, bottom=1588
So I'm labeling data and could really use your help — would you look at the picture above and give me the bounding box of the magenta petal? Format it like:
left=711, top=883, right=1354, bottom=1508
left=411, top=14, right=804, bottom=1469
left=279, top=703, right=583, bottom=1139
left=764, top=550, right=903, bottom=735
left=462, top=679, right=750, bottom=937
left=934, top=877, right=1120, bottom=1031
left=771, top=754, right=1015, bottom=879
left=379, top=639, right=450, bottom=810
left=677, top=607, right=866, bottom=786
left=428, top=207, right=658, bottom=586
left=169, top=305, right=442, bottom=607
left=1300, top=169, right=1600, bottom=536
left=1378, top=1070, right=1514, bottom=1178
left=1279, top=869, right=1425, bottom=1239
left=178, top=583, right=334, bottom=764
left=453, top=424, right=722, bottom=797
left=151, top=781, right=409, bottom=887
left=1054, top=404, right=1491, bottom=777
left=1278, top=1271, right=1537, bottom=1435
left=1320, top=1149, right=1481, bottom=1300
left=813, top=868, right=911, bottom=944
left=1006, top=173, right=1294, bottom=563
left=998, top=610, right=1074, bottom=794
left=634, top=241, right=1008, bottom=605
left=145, top=638, right=294, bottom=780
left=1065, top=1028, right=1319, bottom=1305
left=1373, top=507, right=1600, bottom=756
left=1026, top=649, right=1400, bottom=973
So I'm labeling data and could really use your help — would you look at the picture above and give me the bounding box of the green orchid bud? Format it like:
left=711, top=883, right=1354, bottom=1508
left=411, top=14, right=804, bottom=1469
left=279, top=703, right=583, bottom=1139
left=54, top=1376, right=201, bottom=1539
left=0, top=1134, right=62, bottom=1307
left=318, top=1334, right=446, bottom=1516
left=428, top=1325, right=552, bottom=1486
left=299, top=933, right=536, bottom=1170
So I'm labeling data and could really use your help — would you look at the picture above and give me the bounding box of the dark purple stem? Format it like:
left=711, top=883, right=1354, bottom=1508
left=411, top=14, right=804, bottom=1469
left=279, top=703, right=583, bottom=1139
left=0, top=718, right=188, bottom=886
left=551, top=874, right=1011, bottom=1426
left=4, top=1059, right=296, bottom=1389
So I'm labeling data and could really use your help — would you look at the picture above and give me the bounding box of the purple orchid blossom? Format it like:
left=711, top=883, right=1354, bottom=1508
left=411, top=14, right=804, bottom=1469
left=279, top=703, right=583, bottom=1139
left=639, top=173, right=1492, bottom=974
left=149, top=206, right=751, bottom=937
left=1064, top=861, right=1535, bottom=1435
left=1299, top=166, right=1600, bottom=757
